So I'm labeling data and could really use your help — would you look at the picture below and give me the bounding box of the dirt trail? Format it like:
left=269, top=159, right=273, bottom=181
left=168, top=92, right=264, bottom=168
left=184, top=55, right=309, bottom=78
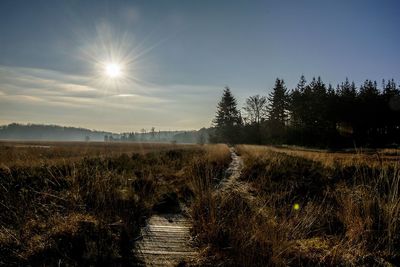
left=218, top=147, right=257, bottom=202
left=134, top=146, right=244, bottom=266
left=218, top=147, right=244, bottom=191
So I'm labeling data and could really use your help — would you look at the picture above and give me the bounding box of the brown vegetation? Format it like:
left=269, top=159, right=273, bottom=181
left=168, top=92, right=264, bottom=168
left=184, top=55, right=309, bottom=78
left=0, top=141, right=195, bottom=167
left=0, top=142, right=231, bottom=266
left=2, top=141, right=400, bottom=266
left=191, top=144, right=400, bottom=266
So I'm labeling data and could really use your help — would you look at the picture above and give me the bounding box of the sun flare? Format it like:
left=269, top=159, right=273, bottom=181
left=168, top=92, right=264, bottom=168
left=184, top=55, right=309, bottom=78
left=104, top=63, right=122, bottom=78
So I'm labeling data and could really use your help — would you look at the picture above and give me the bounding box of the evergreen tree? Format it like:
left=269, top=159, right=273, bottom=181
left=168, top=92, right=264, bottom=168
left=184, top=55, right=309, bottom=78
left=211, top=87, right=242, bottom=143
left=289, top=75, right=306, bottom=128
left=266, top=78, right=289, bottom=143
left=382, top=79, right=400, bottom=144
left=309, top=76, right=328, bottom=127
left=267, top=78, right=288, bottom=126
left=358, top=80, right=381, bottom=144
left=336, top=78, right=358, bottom=126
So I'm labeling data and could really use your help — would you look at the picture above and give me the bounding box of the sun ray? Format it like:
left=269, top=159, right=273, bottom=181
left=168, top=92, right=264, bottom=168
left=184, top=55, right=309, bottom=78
left=76, top=20, right=182, bottom=99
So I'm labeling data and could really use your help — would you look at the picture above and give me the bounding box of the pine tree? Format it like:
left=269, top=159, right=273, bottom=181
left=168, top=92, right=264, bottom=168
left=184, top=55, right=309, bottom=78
left=336, top=78, right=358, bottom=127
left=211, top=87, right=242, bottom=143
left=289, top=75, right=306, bottom=128
left=265, top=78, right=289, bottom=143
left=382, top=79, right=400, bottom=143
left=297, top=75, right=307, bottom=93
left=358, top=80, right=381, bottom=143
left=267, top=78, right=288, bottom=126
left=309, top=76, right=328, bottom=127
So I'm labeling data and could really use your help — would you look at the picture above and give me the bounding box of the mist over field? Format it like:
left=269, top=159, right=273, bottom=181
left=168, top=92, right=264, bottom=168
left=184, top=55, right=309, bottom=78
left=0, top=123, right=206, bottom=143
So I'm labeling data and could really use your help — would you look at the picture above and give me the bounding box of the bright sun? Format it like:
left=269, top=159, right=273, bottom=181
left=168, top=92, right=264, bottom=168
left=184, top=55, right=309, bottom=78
left=105, top=63, right=122, bottom=78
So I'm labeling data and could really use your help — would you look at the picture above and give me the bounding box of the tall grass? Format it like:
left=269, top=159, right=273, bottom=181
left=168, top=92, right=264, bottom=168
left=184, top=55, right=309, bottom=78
left=191, top=144, right=400, bottom=266
left=0, top=143, right=205, bottom=266
left=3, top=142, right=399, bottom=266
left=186, top=145, right=233, bottom=264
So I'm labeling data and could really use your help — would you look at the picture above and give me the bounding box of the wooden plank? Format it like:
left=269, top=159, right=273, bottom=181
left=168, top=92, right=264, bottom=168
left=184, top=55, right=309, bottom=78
left=134, top=213, right=198, bottom=266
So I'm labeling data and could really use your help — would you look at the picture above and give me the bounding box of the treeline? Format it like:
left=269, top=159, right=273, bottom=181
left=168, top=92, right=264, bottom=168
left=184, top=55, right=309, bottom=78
left=113, top=129, right=208, bottom=144
left=0, top=123, right=206, bottom=144
left=211, top=76, right=400, bottom=148
left=0, top=123, right=114, bottom=141
left=107, top=129, right=183, bottom=142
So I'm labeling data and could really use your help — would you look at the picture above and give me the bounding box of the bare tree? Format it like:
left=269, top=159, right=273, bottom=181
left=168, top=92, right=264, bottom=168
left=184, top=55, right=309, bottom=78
left=243, top=95, right=267, bottom=125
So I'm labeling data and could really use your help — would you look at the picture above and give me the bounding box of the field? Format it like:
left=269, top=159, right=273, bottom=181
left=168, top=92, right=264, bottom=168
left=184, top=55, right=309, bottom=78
left=0, top=141, right=231, bottom=266
left=193, top=145, right=400, bottom=266
left=1, top=142, right=400, bottom=266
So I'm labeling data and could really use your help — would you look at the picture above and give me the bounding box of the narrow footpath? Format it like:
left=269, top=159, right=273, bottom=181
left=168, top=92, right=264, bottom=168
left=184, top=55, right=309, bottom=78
left=134, top=146, right=244, bottom=266
left=218, top=146, right=244, bottom=191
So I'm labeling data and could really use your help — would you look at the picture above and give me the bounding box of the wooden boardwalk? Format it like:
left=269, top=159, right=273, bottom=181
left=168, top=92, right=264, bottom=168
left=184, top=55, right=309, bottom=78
left=134, top=213, right=197, bottom=266
left=134, top=147, right=243, bottom=266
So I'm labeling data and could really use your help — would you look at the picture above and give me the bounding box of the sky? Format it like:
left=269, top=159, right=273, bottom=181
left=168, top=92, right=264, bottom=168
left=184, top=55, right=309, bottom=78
left=0, top=0, right=399, bottom=132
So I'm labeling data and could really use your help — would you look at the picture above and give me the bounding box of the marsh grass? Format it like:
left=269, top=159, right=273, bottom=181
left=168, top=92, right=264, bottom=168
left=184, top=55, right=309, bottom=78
left=0, top=141, right=194, bottom=167
left=3, top=141, right=399, bottom=266
left=0, top=143, right=206, bottom=266
left=191, top=144, right=400, bottom=266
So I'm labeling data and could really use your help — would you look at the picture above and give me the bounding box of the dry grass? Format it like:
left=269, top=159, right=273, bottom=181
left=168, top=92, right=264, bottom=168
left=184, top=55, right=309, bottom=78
left=265, top=145, right=400, bottom=167
left=0, top=141, right=196, bottom=167
left=0, top=141, right=213, bottom=266
left=239, top=145, right=400, bottom=265
left=3, top=141, right=399, bottom=266
left=187, top=144, right=231, bottom=194
left=191, top=144, right=400, bottom=266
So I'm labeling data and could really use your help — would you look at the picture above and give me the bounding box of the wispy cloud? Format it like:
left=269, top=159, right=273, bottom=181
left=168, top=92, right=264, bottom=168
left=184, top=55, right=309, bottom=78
left=0, top=65, right=167, bottom=107
left=0, top=65, right=220, bottom=131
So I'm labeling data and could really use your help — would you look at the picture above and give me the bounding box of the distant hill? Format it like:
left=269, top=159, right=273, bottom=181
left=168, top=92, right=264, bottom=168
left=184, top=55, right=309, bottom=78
left=0, top=123, right=117, bottom=141
left=0, top=123, right=211, bottom=143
